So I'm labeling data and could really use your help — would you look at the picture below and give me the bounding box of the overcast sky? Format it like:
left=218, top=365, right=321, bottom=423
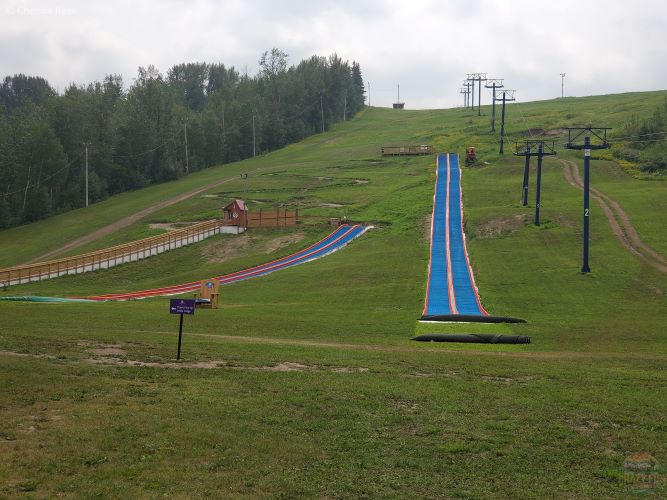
left=2, top=0, right=666, bottom=109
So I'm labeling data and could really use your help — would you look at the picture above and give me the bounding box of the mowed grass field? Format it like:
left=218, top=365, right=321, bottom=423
left=1, top=91, right=666, bottom=497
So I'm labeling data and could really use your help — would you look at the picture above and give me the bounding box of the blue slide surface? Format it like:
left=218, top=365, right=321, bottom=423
left=422, top=153, right=488, bottom=319
left=85, top=224, right=368, bottom=301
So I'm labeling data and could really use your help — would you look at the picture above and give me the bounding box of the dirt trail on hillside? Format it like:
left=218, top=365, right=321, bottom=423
left=561, top=160, right=667, bottom=274
left=27, top=170, right=255, bottom=264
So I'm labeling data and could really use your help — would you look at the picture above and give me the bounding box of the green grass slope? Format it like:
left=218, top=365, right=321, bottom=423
left=1, top=91, right=666, bottom=497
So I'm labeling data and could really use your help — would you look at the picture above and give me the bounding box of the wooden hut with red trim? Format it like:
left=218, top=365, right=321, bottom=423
left=222, top=199, right=247, bottom=227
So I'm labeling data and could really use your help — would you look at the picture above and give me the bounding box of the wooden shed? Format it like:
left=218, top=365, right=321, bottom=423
left=222, top=199, right=247, bottom=227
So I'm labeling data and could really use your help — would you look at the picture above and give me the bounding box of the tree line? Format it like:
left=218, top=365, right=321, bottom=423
left=0, top=49, right=365, bottom=228
left=614, top=96, right=667, bottom=174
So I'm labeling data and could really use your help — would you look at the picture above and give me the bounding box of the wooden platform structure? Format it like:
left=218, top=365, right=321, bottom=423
left=222, top=200, right=298, bottom=229
left=194, top=279, right=219, bottom=309
left=380, top=145, right=434, bottom=156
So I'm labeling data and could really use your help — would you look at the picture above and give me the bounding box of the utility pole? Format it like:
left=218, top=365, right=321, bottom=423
left=497, top=90, right=516, bottom=154
left=467, top=73, right=487, bottom=115
left=343, top=91, right=347, bottom=121
left=476, top=73, right=487, bottom=116
left=183, top=123, right=190, bottom=174
left=241, top=172, right=248, bottom=197
left=84, top=142, right=89, bottom=207
left=521, top=143, right=531, bottom=206
left=514, top=140, right=557, bottom=223
left=460, top=87, right=468, bottom=107
left=320, top=95, right=325, bottom=133
left=466, top=74, right=475, bottom=111
left=461, top=80, right=471, bottom=109
left=252, top=113, right=256, bottom=157
left=560, top=73, right=566, bottom=98
left=485, top=79, right=504, bottom=131
left=564, top=127, right=611, bottom=273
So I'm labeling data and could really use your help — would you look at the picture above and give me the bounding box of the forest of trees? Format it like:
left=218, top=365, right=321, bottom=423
left=0, top=49, right=365, bottom=228
left=613, top=96, right=667, bottom=174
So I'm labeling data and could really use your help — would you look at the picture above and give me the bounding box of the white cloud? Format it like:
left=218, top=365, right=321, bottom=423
left=0, top=0, right=665, bottom=107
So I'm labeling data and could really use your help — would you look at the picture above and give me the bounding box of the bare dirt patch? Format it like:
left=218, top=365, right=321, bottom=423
left=264, top=232, right=305, bottom=254
left=568, top=418, right=601, bottom=433
left=545, top=128, right=567, bottom=137
left=475, top=215, right=527, bottom=239
left=419, top=213, right=433, bottom=243
left=354, top=179, right=369, bottom=184
left=481, top=375, right=516, bottom=384
left=330, top=366, right=369, bottom=373
left=87, top=357, right=226, bottom=369
left=201, top=234, right=251, bottom=263
left=0, top=350, right=55, bottom=359
left=261, top=362, right=309, bottom=372
left=87, top=345, right=127, bottom=357
left=390, top=399, right=421, bottom=412
left=84, top=354, right=368, bottom=373
left=320, top=203, right=345, bottom=208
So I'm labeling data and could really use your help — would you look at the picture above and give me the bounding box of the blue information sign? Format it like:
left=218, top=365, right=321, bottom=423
left=169, top=298, right=196, bottom=315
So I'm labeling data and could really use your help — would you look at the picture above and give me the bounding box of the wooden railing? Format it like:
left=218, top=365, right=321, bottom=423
left=0, top=219, right=225, bottom=287
left=380, top=145, right=434, bottom=156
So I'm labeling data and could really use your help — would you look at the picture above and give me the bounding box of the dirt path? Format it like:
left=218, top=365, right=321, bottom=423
left=561, top=160, right=667, bottom=274
left=28, top=170, right=257, bottom=264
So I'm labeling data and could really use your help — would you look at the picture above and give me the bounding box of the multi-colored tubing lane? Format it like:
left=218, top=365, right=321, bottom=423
left=85, top=224, right=367, bottom=301
left=422, top=153, right=490, bottom=321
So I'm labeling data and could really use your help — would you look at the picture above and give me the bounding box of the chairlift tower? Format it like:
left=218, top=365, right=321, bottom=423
left=564, top=127, right=611, bottom=273
left=462, top=80, right=472, bottom=109
left=466, top=74, right=475, bottom=111
left=460, top=87, right=468, bottom=108
left=485, top=79, right=504, bottom=131
left=514, top=140, right=557, bottom=224
left=467, top=73, right=487, bottom=115
left=497, top=90, right=516, bottom=154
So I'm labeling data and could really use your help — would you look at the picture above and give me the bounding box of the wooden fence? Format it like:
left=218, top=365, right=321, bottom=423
left=0, top=219, right=229, bottom=287
left=380, top=145, right=433, bottom=156
left=245, top=208, right=298, bottom=228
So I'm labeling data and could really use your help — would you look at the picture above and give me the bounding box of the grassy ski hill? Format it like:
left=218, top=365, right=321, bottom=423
left=1, top=91, right=666, bottom=497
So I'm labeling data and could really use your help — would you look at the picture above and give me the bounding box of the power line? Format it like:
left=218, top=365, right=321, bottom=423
left=110, top=127, right=182, bottom=160
left=1, top=151, right=85, bottom=198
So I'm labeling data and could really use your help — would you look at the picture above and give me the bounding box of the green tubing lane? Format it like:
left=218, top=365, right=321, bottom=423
left=0, top=296, right=97, bottom=303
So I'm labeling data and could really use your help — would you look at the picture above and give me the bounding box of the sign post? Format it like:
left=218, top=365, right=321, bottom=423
left=169, top=299, right=196, bottom=360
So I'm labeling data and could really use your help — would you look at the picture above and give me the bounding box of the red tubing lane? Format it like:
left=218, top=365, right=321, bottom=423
left=82, top=224, right=362, bottom=301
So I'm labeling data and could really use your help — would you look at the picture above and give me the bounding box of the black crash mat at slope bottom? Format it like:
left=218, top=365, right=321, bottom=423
left=420, top=314, right=526, bottom=324
left=412, top=334, right=531, bottom=344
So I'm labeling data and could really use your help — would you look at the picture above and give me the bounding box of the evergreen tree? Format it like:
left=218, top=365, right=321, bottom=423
left=0, top=52, right=365, bottom=229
